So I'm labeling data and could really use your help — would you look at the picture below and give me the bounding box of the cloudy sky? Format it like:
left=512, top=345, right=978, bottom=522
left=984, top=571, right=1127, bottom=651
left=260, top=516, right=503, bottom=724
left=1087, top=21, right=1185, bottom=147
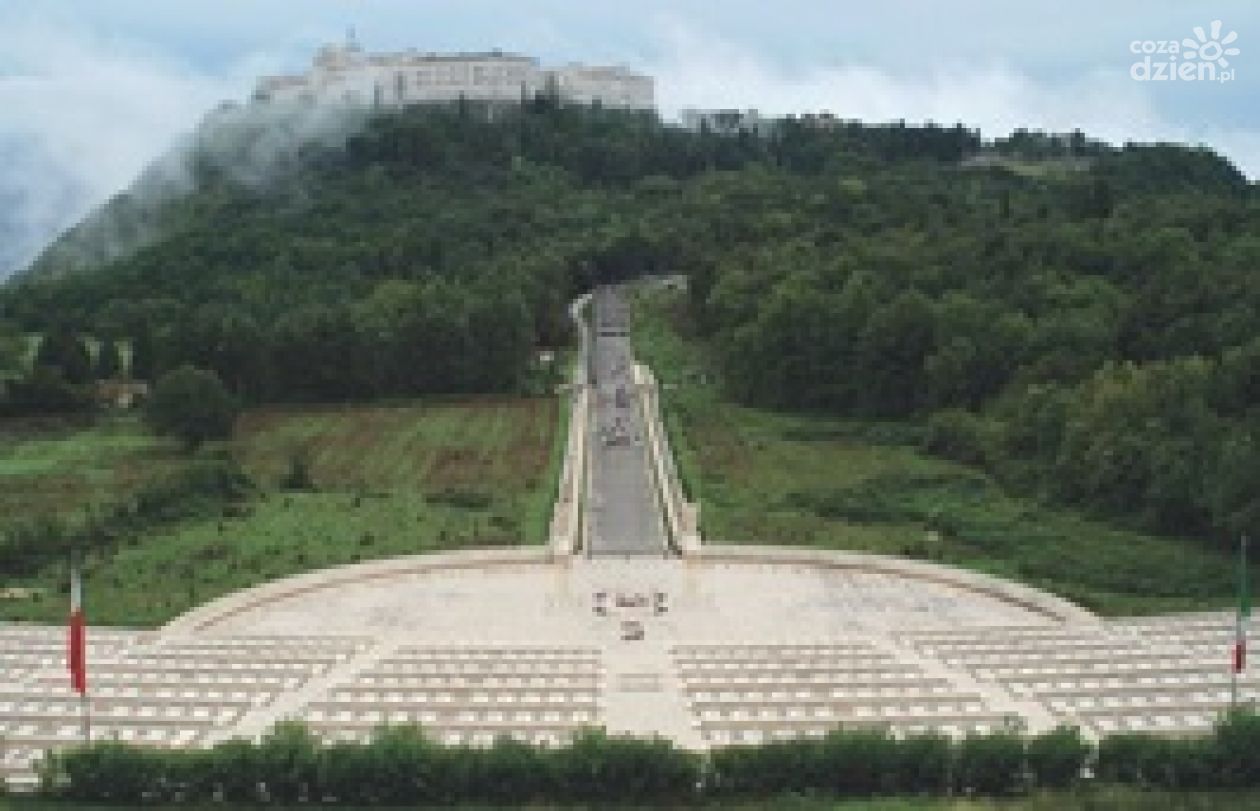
left=0, top=0, right=1257, bottom=276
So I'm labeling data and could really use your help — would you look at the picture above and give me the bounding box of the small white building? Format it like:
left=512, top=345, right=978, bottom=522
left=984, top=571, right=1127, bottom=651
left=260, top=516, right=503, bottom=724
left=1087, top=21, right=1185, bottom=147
left=678, top=108, right=770, bottom=135
left=254, top=40, right=654, bottom=111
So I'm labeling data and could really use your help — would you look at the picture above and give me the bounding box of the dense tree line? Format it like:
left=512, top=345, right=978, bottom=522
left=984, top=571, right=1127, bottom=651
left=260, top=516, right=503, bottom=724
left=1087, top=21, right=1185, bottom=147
left=0, top=101, right=984, bottom=405
left=680, top=151, right=1257, bottom=540
left=1, top=99, right=1255, bottom=539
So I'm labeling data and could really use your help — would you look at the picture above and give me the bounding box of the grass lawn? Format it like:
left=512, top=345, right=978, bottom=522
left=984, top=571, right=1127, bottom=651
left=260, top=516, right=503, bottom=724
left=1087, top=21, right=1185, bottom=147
left=0, top=396, right=562, bottom=626
left=0, top=417, right=182, bottom=528
left=634, top=285, right=1252, bottom=616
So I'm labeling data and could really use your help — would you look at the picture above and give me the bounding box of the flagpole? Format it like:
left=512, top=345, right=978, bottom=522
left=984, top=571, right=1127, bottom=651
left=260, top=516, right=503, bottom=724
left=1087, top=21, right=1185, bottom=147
left=70, top=550, right=89, bottom=743
left=1233, top=535, right=1249, bottom=710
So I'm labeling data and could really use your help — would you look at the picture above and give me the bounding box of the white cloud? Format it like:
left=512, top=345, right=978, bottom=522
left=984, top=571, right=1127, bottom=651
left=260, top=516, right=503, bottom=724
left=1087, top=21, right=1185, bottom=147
left=0, top=17, right=257, bottom=277
left=646, top=19, right=1260, bottom=178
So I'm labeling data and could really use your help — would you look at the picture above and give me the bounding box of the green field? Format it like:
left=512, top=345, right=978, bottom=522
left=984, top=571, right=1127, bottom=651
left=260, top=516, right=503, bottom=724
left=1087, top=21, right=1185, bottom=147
left=634, top=285, right=1251, bottom=616
left=0, top=397, right=562, bottom=626
left=0, top=417, right=182, bottom=527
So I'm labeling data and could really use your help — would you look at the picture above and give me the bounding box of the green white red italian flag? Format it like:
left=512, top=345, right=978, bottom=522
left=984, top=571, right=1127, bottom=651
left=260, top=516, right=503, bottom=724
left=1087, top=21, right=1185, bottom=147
left=1235, top=537, right=1251, bottom=675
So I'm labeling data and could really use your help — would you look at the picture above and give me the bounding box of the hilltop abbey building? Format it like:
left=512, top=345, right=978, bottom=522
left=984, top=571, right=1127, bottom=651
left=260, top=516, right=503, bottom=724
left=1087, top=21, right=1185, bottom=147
left=253, top=38, right=654, bottom=111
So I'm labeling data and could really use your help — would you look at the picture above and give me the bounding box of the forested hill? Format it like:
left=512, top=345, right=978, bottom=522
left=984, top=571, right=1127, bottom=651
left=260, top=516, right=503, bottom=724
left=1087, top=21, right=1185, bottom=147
left=3, top=102, right=1258, bottom=542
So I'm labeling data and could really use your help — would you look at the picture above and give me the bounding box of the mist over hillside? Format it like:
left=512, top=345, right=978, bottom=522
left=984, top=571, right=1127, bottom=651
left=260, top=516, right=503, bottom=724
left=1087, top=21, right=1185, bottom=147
left=0, top=135, right=93, bottom=276
left=22, top=102, right=369, bottom=280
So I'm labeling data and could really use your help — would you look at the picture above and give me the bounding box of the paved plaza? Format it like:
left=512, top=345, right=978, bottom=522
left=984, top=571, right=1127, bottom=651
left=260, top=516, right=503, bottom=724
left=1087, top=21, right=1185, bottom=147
left=2, top=285, right=1257, bottom=787
left=4, top=554, right=1258, bottom=786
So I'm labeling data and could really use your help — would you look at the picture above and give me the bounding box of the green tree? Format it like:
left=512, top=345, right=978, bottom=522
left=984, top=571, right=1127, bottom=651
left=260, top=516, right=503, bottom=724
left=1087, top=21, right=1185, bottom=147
left=95, top=336, right=122, bottom=380
left=129, top=326, right=156, bottom=381
left=0, top=319, right=24, bottom=375
left=35, top=327, right=93, bottom=385
left=145, top=366, right=239, bottom=450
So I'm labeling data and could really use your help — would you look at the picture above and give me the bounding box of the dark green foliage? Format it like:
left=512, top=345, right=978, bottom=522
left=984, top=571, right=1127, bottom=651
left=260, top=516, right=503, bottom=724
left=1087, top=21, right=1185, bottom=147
left=41, top=712, right=1260, bottom=804
left=208, top=738, right=262, bottom=803
left=49, top=740, right=157, bottom=803
left=145, top=365, right=239, bottom=450
left=923, top=408, right=990, bottom=467
left=45, top=723, right=698, bottom=805
left=94, top=335, right=122, bottom=379
left=1209, top=709, right=1260, bottom=788
left=0, top=318, right=22, bottom=374
left=888, top=731, right=953, bottom=794
left=1026, top=726, right=1090, bottom=789
left=818, top=728, right=899, bottom=795
left=705, top=738, right=821, bottom=797
left=254, top=721, right=320, bottom=803
left=34, top=327, right=93, bottom=385
left=278, top=450, right=316, bottom=491
left=1096, top=733, right=1216, bottom=790
left=129, top=324, right=156, bottom=381
left=954, top=730, right=1026, bottom=796
left=427, top=487, right=494, bottom=510
left=552, top=729, right=699, bottom=805
left=0, top=365, right=93, bottom=416
left=4, top=100, right=1257, bottom=543
left=462, top=735, right=553, bottom=805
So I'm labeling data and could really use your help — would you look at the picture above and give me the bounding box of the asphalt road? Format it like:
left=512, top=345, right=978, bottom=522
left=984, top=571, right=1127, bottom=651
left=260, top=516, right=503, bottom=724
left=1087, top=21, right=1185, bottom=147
left=586, top=285, right=669, bottom=557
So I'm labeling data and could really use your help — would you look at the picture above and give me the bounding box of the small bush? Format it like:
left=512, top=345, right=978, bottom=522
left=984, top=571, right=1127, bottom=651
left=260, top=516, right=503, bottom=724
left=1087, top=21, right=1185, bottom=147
left=145, top=365, right=240, bottom=451
left=427, top=487, right=493, bottom=510
left=1214, top=708, right=1260, bottom=787
left=467, top=735, right=553, bottom=804
left=54, top=740, right=156, bottom=804
left=708, top=738, right=818, bottom=797
left=954, top=730, right=1026, bottom=796
left=1096, top=733, right=1216, bottom=790
left=552, top=729, right=698, bottom=805
left=255, top=721, right=319, bottom=803
left=888, top=731, right=953, bottom=794
left=923, top=408, right=990, bottom=466
left=1026, top=726, right=1090, bottom=789
left=820, top=728, right=893, bottom=795
left=206, top=737, right=260, bottom=803
left=279, top=451, right=316, bottom=491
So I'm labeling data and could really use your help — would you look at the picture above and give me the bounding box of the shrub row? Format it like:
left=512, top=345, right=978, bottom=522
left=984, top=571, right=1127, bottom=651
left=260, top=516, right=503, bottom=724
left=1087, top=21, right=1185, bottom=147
left=43, top=725, right=695, bottom=807
left=37, top=712, right=1260, bottom=805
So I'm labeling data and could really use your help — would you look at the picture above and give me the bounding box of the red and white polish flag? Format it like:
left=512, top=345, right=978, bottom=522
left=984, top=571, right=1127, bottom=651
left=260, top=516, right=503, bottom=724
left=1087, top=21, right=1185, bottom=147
left=68, top=560, right=86, bottom=695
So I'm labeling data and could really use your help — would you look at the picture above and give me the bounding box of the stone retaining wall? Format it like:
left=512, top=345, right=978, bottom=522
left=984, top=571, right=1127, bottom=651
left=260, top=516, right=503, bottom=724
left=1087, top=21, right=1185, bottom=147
left=635, top=363, right=701, bottom=555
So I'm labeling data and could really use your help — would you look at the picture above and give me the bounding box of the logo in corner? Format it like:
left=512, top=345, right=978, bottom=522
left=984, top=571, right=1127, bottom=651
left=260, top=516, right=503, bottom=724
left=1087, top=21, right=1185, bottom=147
left=1183, top=20, right=1241, bottom=69
left=1131, top=20, right=1240, bottom=83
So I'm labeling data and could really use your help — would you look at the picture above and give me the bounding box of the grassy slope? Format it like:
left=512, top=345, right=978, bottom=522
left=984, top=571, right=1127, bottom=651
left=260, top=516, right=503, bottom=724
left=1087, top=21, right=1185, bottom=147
left=0, top=396, right=560, bottom=626
left=0, top=417, right=191, bottom=537
left=634, top=285, right=1247, bottom=616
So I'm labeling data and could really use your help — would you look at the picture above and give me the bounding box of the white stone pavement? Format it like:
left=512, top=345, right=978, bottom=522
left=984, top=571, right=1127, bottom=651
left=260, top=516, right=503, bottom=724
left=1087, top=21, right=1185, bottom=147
left=5, top=550, right=1256, bottom=787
